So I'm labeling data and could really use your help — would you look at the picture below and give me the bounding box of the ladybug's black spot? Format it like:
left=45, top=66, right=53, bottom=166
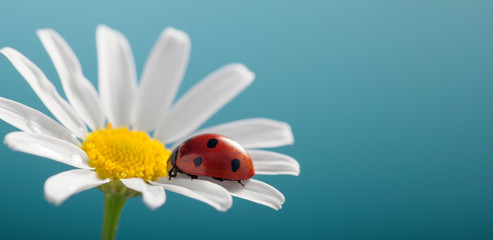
left=207, top=138, right=218, bottom=148
left=231, top=159, right=240, bottom=172
left=193, top=157, right=202, bottom=167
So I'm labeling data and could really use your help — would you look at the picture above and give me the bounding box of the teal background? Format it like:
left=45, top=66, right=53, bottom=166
left=0, top=0, right=492, bottom=239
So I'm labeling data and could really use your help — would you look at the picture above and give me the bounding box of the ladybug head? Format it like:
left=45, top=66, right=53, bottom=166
left=167, top=146, right=179, bottom=177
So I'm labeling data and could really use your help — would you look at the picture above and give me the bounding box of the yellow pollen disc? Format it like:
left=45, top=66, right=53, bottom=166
left=82, top=125, right=170, bottom=181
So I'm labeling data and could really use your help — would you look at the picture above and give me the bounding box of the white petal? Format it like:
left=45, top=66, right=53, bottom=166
left=0, top=47, right=88, bottom=138
left=4, top=131, right=91, bottom=169
left=170, top=118, right=294, bottom=150
left=121, top=178, right=166, bottom=210
left=152, top=176, right=232, bottom=212
left=213, top=179, right=285, bottom=210
left=155, top=64, right=254, bottom=143
left=133, top=27, right=191, bottom=131
left=249, top=150, right=300, bottom=176
left=44, top=169, right=109, bottom=206
left=97, top=25, right=137, bottom=127
left=0, top=97, right=79, bottom=145
left=37, top=29, right=105, bottom=131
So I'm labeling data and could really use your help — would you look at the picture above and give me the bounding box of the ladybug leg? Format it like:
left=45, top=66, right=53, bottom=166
left=213, top=177, right=224, bottom=182
left=168, top=166, right=177, bottom=180
left=238, top=180, right=245, bottom=187
left=190, top=175, right=198, bottom=180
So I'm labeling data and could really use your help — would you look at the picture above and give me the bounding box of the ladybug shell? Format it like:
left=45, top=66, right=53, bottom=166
left=173, top=134, right=255, bottom=180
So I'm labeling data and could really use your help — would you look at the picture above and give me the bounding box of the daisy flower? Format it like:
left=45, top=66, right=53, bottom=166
left=0, top=25, right=299, bottom=238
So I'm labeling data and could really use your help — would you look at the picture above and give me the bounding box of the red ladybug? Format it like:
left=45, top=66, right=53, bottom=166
left=167, top=133, right=255, bottom=185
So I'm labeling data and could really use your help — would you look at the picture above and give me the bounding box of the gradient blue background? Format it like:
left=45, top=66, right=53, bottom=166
left=0, top=1, right=492, bottom=239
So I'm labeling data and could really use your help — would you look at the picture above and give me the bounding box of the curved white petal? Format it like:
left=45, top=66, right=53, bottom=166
left=155, top=64, right=254, bottom=143
left=121, top=178, right=166, bottom=210
left=249, top=150, right=300, bottom=176
left=0, top=97, right=79, bottom=145
left=44, top=169, right=109, bottom=206
left=37, top=29, right=105, bottom=131
left=0, top=47, right=87, bottom=138
left=152, top=176, right=232, bottom=212
left=133, top=27, right=191, bottom=131
left=213, top=178, right=285, bottom=210
left=97, top=25, right=137, bottom=127
left=4, top=131, right=91, bottom=169
left=170, top=118, right=294, bottom=150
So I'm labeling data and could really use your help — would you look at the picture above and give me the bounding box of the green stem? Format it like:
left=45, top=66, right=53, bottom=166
left=101, top=193, right=127, bottom=240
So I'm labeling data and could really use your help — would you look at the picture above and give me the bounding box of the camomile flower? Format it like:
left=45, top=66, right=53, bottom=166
left=0, top=25, right=299, bottom=239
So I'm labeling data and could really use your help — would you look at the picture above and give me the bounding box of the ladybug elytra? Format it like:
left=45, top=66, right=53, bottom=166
left=167, top=133, right=255, bottom=185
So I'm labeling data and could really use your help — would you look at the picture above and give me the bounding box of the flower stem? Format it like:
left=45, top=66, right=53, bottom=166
left=101, top=192, right=127, bottom=240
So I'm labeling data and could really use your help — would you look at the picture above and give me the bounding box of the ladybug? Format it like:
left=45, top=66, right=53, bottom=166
left=167, top=133, right=255, bottom=186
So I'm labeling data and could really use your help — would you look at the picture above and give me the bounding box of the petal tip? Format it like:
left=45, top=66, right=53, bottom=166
left=163, top=27, right=191, bottom=43
left=3, top=132, right=19, bottom=150
left=215, top=201, right=232, bottom=212
left=96, top=24, right=110, bottom=30
left=96, top=24, right=114, bottom=36
left=282, top=122, right=295, bottom=145
left=219, top=197, right=233, bottom=212
left=44, top=181, right=64, bottom=206
left=227, top=63, right=255, bottom=83
left=217, top=207, right=229, bottom=212
left=44, top=194, right=63, bottom=206
left=269, top=201, right=283, bottom=211
left=0, top=47, right=13, bottom=55
left=146, top=203, right=162, bottom=211
left=36, top=28, right=52, bottom=36
left=143, top=193, right=166, bottom=211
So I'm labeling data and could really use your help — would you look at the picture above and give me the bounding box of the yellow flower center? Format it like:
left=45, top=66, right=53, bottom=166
left=81, top=124, right=170, bottom=181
